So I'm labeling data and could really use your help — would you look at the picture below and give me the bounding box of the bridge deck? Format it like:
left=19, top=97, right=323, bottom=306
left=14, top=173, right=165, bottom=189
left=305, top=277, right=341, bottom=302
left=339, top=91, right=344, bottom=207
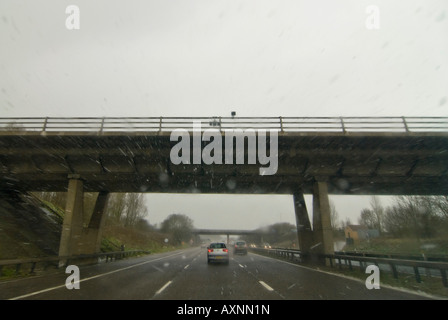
left=0, top=117, right=447, bottom=195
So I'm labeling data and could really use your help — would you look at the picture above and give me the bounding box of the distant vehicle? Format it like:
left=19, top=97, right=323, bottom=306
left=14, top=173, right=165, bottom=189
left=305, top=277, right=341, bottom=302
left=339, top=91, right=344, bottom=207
left=263, top=243, right=272, bottom=249
left=207, top=242, right=229, bottom=264
left=234, top=240, right=248, bottom=255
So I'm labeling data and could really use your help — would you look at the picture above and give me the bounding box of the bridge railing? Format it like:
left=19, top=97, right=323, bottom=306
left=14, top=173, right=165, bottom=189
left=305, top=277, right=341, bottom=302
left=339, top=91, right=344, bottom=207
left=0, top=116, right=447, bottom=133
left=0, top=250, right=150, bottom=277
left=250, top=247, right=448, bottom=287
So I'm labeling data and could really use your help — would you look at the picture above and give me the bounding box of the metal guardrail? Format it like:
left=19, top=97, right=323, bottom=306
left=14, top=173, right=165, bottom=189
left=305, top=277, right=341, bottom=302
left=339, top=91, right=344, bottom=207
left=0, top=117, right=447, bottom=133
left=250, top=247, right=448, bottom=287
left=326, top=253, right=448, bottom=287
left=0, top=250, right=150, bottom=277
left=334, top=251, right=448, bottom=263
left=250, top=247, right=302, bottom=260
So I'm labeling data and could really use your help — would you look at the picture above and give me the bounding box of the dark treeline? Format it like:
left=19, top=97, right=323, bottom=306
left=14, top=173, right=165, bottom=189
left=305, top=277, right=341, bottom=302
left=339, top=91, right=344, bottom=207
left=358, top=195, right=448, bottom=239
left=33, top=192, right=149, bottom=228
left=33, top=192, right=199, bottom=245
left=244, top=222, right=297, bottom=246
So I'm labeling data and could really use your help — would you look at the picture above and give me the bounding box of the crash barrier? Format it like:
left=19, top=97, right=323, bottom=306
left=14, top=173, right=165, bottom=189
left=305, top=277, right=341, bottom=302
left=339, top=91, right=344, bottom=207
left=0, top=250, right=150, bottom=277
left=250, top=247, right=448, bottom=287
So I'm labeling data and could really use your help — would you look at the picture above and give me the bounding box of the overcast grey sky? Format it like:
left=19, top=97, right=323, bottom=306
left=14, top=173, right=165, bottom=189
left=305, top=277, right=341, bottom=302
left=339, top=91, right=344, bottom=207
left=144, top=193, right=399, bottom=230
left=1, top=1, right=447, bottom=229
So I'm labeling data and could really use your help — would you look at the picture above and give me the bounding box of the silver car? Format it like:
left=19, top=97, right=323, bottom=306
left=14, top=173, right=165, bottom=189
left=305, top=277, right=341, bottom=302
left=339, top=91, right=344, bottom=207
left=207, top=242, right=229, bottom=264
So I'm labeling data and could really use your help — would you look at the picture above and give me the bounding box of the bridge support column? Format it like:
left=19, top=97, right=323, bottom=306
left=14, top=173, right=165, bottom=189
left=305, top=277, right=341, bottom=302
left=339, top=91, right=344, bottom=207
left=293, top=192, right=313, bottom=261
left=312, top=181, right=334, bottom=265
left=59, top=177, right=84, bottom=261
left=83, top=191, right=110, bottom=254
left=59, top=176, right=109, bottom=265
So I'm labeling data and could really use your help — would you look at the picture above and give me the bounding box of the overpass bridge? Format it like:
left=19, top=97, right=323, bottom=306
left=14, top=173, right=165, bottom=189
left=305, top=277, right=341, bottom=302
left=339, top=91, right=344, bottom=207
left=193, top=229, right=258, bottom=236
left=0, top=116, right=447, bottom=264
left=192, top=228, right=261, bottom=245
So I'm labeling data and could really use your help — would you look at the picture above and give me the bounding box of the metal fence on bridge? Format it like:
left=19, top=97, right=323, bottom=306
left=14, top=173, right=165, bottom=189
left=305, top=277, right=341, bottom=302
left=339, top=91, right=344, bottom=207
left=0, top=116, right=447, bottom=133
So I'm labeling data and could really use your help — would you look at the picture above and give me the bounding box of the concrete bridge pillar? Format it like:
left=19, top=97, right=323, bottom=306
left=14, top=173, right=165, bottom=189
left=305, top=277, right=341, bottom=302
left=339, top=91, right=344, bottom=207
left=59, top=175, right=109, bottom=263
left=312, top=181, right=334, bottom=265
left=293, top=191, right=313, bottom=260
left=59, top=177, right=84, bottom=259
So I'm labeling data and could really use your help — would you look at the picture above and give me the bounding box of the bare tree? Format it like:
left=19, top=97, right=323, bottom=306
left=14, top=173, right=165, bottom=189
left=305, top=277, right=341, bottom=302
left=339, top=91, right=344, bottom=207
left=383, top=195, right=444, bottom=238
left=161, top=213, right=194, bottom=245
left=329, top=200, right=340, bottom=230
left=33, top=191, right=149, bottom=228
left=122, top=193, right=148, bottom=227
left=356, top=196, right=384, bottom=233
left=358, top=208, right=376, bottom=229
left=106, top=193, right=127, bottom=225
left=105, top=193, right=148, bottom=227
left=33, top=191, right=66, bottom=209
left=424, top=196, right=448, bottom=218
left=369, top=196, right=384, bottom=233
left=341, top=217, right=352, bottom=229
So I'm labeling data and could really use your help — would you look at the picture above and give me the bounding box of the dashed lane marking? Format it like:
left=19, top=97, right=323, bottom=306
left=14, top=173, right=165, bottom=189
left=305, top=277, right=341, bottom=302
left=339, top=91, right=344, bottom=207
left=259, top=281, right=274, bottom=292
left=9, top=251, right=186, bottom=300
left=155, top=281, right=173, bottom=296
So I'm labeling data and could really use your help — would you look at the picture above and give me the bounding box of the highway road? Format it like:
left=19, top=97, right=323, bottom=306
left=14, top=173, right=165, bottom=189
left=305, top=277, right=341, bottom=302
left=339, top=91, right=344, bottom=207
left=0, top=247, right=433, bottom=300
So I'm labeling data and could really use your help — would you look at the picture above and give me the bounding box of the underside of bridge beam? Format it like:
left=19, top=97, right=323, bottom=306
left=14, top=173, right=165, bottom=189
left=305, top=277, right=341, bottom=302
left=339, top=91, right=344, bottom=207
left=58, top=177, right=109, bottom=263
left=312, top=181, right=334, bottom=265
left=293, top=191, right=313, bottom=260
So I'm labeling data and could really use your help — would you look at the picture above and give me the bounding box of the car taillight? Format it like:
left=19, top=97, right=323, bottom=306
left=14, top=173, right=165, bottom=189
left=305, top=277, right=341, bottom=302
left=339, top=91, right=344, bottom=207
left=223, top=249, right=228, bottom=252
left=208, top=249, right=213, bottom=252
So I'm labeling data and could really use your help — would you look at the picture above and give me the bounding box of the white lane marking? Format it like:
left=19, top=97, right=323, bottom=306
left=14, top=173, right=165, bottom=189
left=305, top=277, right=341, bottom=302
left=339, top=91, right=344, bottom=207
left=249, top=252, right=440, bottom=300
left=155, top=281, right=172, bottom=295
left=151, top=265, right=165, bottom=273
left=184, top=264, right=190, bottom=270
left=259, top=281, right=274, bottom=291
left=9, top=251, right=186, bottom=300
left=239, top=264, right=244, bottom=268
